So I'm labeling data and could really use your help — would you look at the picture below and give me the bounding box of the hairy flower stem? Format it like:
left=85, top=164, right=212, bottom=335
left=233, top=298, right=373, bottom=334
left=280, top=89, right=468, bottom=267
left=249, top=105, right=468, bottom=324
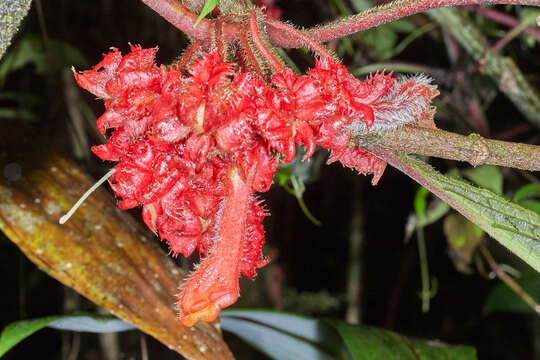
left=249, top=11, right=285, bottom=73
left=268, top=0, right=540, bottom=48
left=178, top=168, right=253, bottom=327
left=351, top=125, right=540, bottom=171
left=266, top=18, right=333, bottom=59
left=240, top=29, right=265, bottom=77
left=175, top=39, right=202, bottom=70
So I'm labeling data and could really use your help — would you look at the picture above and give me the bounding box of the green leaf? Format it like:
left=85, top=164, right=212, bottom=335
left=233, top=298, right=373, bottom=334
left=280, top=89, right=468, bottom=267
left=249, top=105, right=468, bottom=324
left=418, top=200, right=450, bottom=228
left=0, top=34, right=86, bottom=81
left=414, top=187, right=429, bottom=220
left=382, top=152, right=540, bottom=273
left=513, top=183, right=540, bottom=203
left=517, top=200, right=540, bottom=215
left=324, top=319, right=477, bottom=360
left=462, top=165, right=503, bottom=195
left=0, top=316, right=61, bottom=357
left=0, top=313, right=134, bottom=357
left=483, top=274, right=540, bottom=315
left=195, top=0, right=219, bottom=25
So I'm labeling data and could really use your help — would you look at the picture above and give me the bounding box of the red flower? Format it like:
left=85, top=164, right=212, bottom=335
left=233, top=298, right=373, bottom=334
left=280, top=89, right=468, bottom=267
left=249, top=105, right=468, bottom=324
left=74, top=45, right=437, bottom=326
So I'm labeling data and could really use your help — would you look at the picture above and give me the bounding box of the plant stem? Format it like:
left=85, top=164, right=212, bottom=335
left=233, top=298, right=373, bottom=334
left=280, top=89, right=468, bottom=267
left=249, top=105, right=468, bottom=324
left=428, top=7, right=540, bottom=127
left=416, top=225, right=432, bottom=313
left=141, top=0, right=540, bottom=52
left=480, top=245, right=540, bottom=314
left=351, top=125, right=540, bottom=172
left=466, top=5, right=540, bottom=42
left=267, top=0, right=540, bottom=48
left=345, top=180, right=364, bottom=324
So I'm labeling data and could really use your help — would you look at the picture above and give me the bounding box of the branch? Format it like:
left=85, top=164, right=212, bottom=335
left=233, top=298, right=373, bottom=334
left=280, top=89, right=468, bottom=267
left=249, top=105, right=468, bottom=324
left=141, top=0, right=540, bottom=54
left=428, top=7, right=540, bottom=128
left=267, top=0, right=540, bottom=48
left=351, top=125, right=540, bottom=172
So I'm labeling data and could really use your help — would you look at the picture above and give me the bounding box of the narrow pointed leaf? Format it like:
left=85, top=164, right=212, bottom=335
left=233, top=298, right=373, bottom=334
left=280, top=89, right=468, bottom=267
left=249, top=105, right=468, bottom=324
left=195, top=0, right=219, bottom=25
left=368, top=147, right=540, bottom=272
left=0, top=316, right=61, bottom=357
left=0, top=313, right=136, bottom=357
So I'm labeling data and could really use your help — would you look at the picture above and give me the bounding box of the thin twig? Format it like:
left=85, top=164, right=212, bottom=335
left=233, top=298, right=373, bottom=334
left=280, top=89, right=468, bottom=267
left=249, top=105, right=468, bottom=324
left=480, top=245, right=540, bottom=314
left=491, top=11, right=537, bottom=52
left=351, top=125, right=540, bottom=172
left=466, top=5, right=540, bottom=42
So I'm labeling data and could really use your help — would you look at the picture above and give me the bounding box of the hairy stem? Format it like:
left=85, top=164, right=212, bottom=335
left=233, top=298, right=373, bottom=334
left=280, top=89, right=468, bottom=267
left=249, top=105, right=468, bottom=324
left=351, top=125, right=540, bottom=172
left=141, top=0, right=540, bottom=55
left=266, top=18, right=333, bottom=59
left=249, top=11, right=285, bottom=73
left=267, top=0, right=540, bottom=48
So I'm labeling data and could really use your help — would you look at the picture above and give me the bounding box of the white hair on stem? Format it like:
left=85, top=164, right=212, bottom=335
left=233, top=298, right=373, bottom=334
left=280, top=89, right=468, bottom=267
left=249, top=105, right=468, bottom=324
left=59, top=168, right=116, bottom=224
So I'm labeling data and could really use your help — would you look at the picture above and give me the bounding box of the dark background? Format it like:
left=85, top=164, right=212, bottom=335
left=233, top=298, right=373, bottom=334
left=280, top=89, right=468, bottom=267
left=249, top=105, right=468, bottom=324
left=1, top=0, right=539, bottom=359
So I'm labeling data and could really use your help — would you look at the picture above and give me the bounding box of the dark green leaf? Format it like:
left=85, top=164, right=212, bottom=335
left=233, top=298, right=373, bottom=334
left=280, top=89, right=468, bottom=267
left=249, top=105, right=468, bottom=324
left=513, top=183, right=540, bottom=203
left=392, top=153, right=540, bottom=272
left=222, top=310, right=477, bottom=360
left=0, top=316, right=61, bottom=357
left=462, top=165, right=503, bottom=195
left=483, top=274, right=540, bottom=315
left=517, top=200, right=540, bottom=215
left=0, top=313, right=134, bottom=357
left=0, top=34, right=86, bottom=81
left=325, top=319, right=477, bottom=360
left=418, top=200, right=450, bottom=228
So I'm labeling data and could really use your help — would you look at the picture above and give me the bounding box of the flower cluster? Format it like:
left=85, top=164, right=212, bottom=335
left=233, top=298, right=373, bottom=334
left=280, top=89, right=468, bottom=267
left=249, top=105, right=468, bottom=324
left=74, top=45, right=437, bottom=326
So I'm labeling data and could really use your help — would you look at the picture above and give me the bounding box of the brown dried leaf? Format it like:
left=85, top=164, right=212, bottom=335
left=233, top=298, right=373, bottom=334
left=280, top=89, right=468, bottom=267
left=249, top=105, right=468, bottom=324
left=0, top=132, right=233, bottom=360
